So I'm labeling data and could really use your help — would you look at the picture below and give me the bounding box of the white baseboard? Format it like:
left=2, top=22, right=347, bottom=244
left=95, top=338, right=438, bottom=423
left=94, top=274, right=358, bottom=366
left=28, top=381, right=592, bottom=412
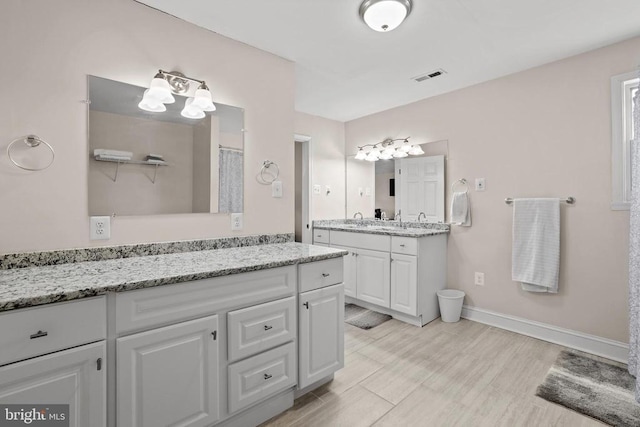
left=461, top=305, right=629, bottom=364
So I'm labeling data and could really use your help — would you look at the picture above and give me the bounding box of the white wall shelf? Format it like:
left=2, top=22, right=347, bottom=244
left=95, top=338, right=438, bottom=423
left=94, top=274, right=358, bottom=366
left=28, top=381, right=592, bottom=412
left=93, top=156, right=168, bottom=183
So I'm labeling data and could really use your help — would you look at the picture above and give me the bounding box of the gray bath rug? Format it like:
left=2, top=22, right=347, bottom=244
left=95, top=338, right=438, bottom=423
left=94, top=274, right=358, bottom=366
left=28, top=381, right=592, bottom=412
left=345, top=303, right=391, bottom=330
left=536, top=350, right=640, bottom=426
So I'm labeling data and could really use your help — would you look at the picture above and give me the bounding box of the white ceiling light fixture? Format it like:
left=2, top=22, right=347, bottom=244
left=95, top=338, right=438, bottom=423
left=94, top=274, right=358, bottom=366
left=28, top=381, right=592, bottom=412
left=359, top=0, right=412, bottom=32
left=354, top=137, right=425, bottom=162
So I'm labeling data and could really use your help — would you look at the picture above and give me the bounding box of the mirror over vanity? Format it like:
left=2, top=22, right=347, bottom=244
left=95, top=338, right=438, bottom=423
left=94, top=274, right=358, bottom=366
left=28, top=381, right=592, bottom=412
left=346, top=139, right=449, bottom=223
left=87, top=76, right=244, bottom=216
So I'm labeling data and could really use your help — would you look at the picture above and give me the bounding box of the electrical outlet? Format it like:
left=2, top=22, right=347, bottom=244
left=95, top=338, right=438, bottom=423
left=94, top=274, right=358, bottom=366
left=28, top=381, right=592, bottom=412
left=231, top=213, right=243, bottom=231
left=313, top=184, right=321, bottom=195
left=475, top=178, right=486, bottom=191
left=474, top=272, right=485, bottom=286
left=272, top=180, right=283, bottom=198
left=90, top=216, right=111, bottom=240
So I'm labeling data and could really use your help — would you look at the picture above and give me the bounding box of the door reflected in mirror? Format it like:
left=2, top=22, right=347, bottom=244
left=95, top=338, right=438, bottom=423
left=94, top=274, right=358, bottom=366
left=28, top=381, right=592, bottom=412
left=87, top=75, right=244, bottom=216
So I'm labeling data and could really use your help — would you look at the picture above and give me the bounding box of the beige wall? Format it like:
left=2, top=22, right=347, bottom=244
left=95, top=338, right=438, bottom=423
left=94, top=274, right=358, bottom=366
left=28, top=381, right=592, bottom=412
left=294, top=112, right=346, bottom=220
left=375, top=172, right=395, bottom=218
left=345, top=36, right=640, bottom=343
left=0, top=0, right=294, bottom=253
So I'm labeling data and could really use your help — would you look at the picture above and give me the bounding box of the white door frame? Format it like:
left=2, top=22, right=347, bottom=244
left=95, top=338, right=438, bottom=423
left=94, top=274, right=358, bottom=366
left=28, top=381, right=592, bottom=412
left=295, top=134, right=313, bottom=244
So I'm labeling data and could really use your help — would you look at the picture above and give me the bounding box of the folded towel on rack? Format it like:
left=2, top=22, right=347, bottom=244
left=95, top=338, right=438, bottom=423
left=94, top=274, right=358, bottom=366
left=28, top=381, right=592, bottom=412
left=94, top=154, right=132, bottom=161
left=511, top=198, right=560, bottom=293
left=94, top=149, right=133, bottom=159
left=450, top=191, right=471, bottom=226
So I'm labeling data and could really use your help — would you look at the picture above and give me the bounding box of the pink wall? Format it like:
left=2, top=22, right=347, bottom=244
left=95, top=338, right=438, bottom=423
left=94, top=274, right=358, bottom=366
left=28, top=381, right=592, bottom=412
left=346, top=36, right=640, bottom=342
left=0, top=0, right=295, bottom=253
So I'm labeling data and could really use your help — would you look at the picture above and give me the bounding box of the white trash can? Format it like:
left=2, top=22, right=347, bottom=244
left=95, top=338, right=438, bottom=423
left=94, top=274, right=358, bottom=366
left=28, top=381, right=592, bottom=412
left=437, top=289, right=465, bottom=323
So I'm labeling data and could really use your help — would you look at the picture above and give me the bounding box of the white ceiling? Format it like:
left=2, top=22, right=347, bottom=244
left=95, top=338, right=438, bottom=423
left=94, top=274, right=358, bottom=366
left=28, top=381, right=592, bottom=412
left=136, top=0, right=640, bottom=122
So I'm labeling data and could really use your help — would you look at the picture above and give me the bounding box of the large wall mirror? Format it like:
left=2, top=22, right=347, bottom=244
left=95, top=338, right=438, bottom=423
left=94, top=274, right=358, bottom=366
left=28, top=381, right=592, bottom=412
left=346, top=140, right=448, bottom=222
left=87, top=75, right=244, bottom=216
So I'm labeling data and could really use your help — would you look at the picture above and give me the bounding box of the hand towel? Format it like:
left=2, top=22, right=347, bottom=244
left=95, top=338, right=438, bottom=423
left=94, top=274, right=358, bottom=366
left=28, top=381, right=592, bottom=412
left=511, top=198, right=560, bottom=293
left=450, top=191, right=471, bottom=226
left=95, top=154, right=132, bottom=161
left=93, top=149, right=133, bottom=158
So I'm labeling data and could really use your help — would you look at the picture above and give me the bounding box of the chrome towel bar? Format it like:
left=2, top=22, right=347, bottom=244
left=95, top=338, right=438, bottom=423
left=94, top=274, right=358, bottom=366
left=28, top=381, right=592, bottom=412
left=505, top=197, right=575, bottom=205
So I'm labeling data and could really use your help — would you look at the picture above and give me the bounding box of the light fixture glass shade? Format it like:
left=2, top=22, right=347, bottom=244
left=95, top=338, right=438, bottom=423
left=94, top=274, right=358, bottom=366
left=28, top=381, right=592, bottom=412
left=393, top=150, right=408, bottom=158
left=378, top=152, right=394, bottom=160
left=382, top=145, right=396, bottom=156
left=181, top=97, right=205, bottom=119
left=365, top=151, right=380, bottom=161
left=400, top=140, right=413, bottom=152
left=138, top=89, right=167, bottom=112
left=360, top=0, right=412, bottom=32
left=191, top=88, right=216, bottom=112
left=147, top=77, right=175, bottom=104
left=355, top=148, right=367, bottom=160
left=408, top=145, right=425, bottom=155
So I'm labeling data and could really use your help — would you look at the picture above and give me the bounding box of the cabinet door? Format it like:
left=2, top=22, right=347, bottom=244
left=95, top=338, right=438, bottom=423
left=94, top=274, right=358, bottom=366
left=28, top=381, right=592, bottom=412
left=390, top=253, right=418, bottom=315
left=356, top=248, right=391, bottom=307
left=0, top=341, right=106, bottom=427
left=331, top=245, right=356, bottom=298
left=299, top=284, right=344, bottom=389
left=117, top=315, right=219, bottom=427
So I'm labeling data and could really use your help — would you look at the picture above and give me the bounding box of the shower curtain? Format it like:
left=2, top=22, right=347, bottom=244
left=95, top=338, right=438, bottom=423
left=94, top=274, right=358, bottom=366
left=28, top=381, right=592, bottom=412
left=630, top=72, right=640, bottom=402
left=218, top=149, right=243, bottom=213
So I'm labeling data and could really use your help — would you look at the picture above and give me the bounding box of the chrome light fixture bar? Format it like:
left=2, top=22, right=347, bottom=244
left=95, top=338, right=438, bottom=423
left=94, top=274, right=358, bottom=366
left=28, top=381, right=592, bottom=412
left=359, top=0, right=412, bottom=32
left=354, top=137, right=424, bottom=162
left=138, top=70, right=216, bottom=119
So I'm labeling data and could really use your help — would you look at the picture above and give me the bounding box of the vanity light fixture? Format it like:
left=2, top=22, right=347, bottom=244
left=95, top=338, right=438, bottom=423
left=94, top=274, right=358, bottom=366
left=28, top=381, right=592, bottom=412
left=354, top=137, right=425, bottom=162
left=359, top=0, right=412, bottom=32
left=138, top=70, right=216, bottom=119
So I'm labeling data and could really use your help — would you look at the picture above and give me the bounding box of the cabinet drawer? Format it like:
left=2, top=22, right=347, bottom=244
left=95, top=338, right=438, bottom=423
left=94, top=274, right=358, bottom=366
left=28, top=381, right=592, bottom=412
left=115, top=266, right=296, bottom=335
left=0, top=297, right=106, bottom=366
left=313, top=229, right=330, bottom=244
left=331, top=231, right=390, bottom=252
left=228, top=342, right=296, bottom=414
left=299, top=258, right=343, bottom=293
left=391, top=237, right=418, bottom=255
left=228, top=296, right=296, bottom=362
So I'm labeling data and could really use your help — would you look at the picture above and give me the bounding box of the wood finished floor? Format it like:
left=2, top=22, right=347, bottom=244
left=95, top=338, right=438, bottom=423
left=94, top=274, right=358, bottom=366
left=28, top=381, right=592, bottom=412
left=261, top=318, right=607, bottom=427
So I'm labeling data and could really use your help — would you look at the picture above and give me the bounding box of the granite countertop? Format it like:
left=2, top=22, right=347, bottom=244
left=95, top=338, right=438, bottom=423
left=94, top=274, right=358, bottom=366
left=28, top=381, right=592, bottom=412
left=314, top=219, right=449, bottom=237
left=0, top=243, right=347, bottom=312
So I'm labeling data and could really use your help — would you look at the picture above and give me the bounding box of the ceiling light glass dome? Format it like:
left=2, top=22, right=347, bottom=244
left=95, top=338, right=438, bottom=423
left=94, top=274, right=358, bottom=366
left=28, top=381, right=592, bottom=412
left=359, top=0, right=412, bottom=32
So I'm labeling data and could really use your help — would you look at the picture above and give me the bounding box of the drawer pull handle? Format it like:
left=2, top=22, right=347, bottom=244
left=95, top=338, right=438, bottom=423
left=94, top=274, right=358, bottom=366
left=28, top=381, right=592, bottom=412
left=264, top=373, right=272, bottom=380
left=264, top=325, right=273, bottom=331
left=211, top=331, right=217, bottom=341
left=30, top=330, right=48, bottom=340
left=400, top=244, right=406, bottom=247
left=322, top=273, right=330, bottom=277
left=97, top=358, right=102, bottom=371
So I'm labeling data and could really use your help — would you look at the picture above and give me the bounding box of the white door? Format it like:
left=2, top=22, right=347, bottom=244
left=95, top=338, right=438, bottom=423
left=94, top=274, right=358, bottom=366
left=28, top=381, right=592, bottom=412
left=397, top=155, right=445, bottom=222
left=299, top=284, right=344, bottom=389
left=356, top=248, right=391, bottom=307
left=390, top=253, right=418, bottom=315
left=0, top=342, right=106, bottom=427
left=332, top=245, right=356, bottom=298
left=117, top=315, right=220, bottom=427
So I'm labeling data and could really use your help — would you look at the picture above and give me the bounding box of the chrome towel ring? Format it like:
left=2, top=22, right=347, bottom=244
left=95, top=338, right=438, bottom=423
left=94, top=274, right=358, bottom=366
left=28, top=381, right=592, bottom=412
left=258, top=160, right=279, bottom=184
left=451, top=178, right=468, bottom=193
left=7, top=135, right=55, bottom=171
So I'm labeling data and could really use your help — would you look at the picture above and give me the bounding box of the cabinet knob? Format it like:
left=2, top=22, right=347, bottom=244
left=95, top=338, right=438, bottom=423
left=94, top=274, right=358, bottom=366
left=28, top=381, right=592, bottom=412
left=264, top=325, right=273, bottom=331
left=303, top=302, right=309, bottom=309
left=30, top=330, right=48, bottom=340
left=264, top=373, right=273, bottom=380
left=400, top=244, right=406, bottom=247
left=322, top=273, right=330, bottom=278
left=211, top=331, right=217, bottom=341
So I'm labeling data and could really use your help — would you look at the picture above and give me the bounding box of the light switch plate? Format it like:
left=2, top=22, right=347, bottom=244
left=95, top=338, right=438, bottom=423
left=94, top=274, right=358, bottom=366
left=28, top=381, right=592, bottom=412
left=475, top=178, right=486, bottom=191
left=313, top=184, right=321, bottom=195
left=272, top=180, right=283, bottom=198
left=90, top=216, right=111, bottom=240
left=365, top=187, right=372, bottom=196
left=231, top=213, right=243, bottom=230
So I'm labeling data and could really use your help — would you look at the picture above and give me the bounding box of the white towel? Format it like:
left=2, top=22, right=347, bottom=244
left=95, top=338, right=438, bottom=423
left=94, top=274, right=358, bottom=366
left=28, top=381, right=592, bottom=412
left=93, top=149, right=133, bottom=158
left=511, top=198, right=560, bottom=293
left=450, top=191, right=471, bottom=226
left=95, top=154, right=131, bottom=161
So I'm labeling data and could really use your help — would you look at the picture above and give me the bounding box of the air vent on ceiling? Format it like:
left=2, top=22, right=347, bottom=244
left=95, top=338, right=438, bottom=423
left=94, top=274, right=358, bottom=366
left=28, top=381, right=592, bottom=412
left=412, top=69, right=447, bottom=83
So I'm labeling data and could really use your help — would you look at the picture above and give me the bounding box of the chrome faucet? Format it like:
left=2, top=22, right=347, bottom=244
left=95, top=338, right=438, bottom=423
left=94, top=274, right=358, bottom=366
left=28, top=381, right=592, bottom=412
left=395, top=210, right=401, bottom=222
left=418, top=212, right=426, bottom=222
left=381, top=211, right=387, bottom=220
left=353, top=212, right=363, bottom=219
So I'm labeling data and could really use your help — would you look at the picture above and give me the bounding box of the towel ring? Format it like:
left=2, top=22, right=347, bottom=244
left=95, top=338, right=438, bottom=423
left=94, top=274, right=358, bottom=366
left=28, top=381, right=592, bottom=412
left=451, top=178, right=468, bottom=193
left=7, top=135, right=55, bottom=171
left=259, top=160, right=279, bottom=184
